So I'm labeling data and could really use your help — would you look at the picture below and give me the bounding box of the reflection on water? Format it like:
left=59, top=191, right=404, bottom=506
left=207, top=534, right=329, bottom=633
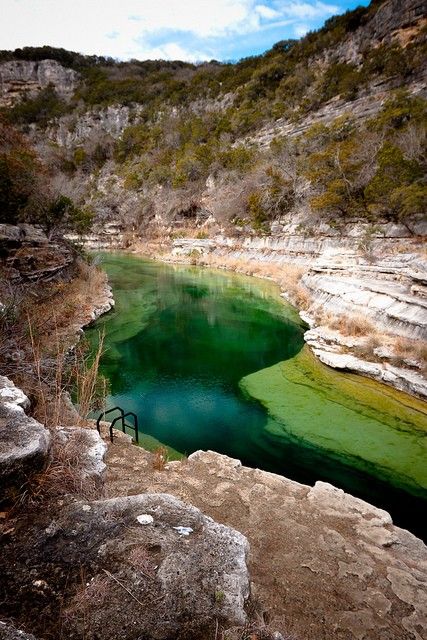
left=86, top=254, right=427, bottom=539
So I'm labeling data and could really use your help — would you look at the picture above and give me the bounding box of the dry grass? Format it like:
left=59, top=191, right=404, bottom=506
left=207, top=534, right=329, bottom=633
left=393, top=335, right=427, bottom=360
left=152, top=446, right=168, bottom=471
left=128, top=546, right=158, bottom=578
left=321, top=310, right=427, bottom=371
left=391, top=335, right=427, bottom=373
left=326, top=313, right=377, bottom=337
left=16, top=428, right=102, bottom=508
left=63, top=573, right=111, bottom=625
left=1, top=257, right=109, bottom=427
left=72, top=332, right=107, bottom=426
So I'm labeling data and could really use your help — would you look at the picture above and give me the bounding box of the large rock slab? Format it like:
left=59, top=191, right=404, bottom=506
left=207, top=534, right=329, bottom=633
left=1, top=493, right=249, bottom=639
left=0, top=377, right=50, bottom=499
left=304, top=326, right=427, bottom=398
left=55, top=426, right=107, bottom=484
left=105, top=445, right=427, bottom=640
left=302, top=272, right=427, bottom=340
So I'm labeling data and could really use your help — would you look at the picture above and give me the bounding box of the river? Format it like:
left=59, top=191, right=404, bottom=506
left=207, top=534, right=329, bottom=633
left=86, top=253, right=427, bottom=539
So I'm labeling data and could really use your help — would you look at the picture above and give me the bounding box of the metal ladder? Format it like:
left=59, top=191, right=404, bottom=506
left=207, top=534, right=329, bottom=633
left=96, top=406, right=139, bottom=444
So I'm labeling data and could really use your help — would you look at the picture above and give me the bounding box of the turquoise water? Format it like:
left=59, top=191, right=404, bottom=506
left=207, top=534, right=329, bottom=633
left=86, top=254, right=427, bottom=538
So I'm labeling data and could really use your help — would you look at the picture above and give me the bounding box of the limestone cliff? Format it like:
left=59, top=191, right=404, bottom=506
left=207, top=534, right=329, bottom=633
left=327, top=0, right=427, bottom=63
left=0, top=59, right=78, bottom=107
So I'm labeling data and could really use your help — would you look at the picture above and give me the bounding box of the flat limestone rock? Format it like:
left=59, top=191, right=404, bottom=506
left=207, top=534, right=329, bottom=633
left=22, top=493, right=249, bottom=639
left=0, top=377, right=50, bottom=498
left=104, top=444, right=427, bottom=640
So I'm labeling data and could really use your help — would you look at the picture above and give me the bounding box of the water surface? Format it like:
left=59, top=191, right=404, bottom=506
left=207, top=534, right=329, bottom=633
left=87, top=254, right=427, bottom=538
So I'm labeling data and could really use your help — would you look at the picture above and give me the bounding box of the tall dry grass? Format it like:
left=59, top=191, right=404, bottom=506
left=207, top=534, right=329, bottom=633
left=0, top=258, right=110, bottom=427
left=325, top=313, right=378, bottom=337
left=72, top=332, right=107, bottom=426
left=16, top=427, right=103, bottom=508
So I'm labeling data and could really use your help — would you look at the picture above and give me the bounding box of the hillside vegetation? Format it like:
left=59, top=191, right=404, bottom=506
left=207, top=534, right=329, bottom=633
left=0, top=0, right=426, bottom=235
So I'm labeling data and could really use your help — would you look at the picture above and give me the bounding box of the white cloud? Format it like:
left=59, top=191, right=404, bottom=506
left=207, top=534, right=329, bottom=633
left=255, top=4, right=281, bottom=19
left=294, top=23, right=310, bottom=36
left=282, top=1, right=338, bottom=19
left=0, top=0, right=340, bottom=61
left=142, top=42, right=214, bottom=63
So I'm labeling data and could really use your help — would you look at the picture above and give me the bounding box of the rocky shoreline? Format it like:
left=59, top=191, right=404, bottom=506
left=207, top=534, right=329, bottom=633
left=129, top=224, right=427, bottom=400
left=104, top=438, right=427, bottom=640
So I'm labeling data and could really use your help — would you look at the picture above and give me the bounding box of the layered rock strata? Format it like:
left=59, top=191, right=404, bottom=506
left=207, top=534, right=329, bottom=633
left=160, top=226, right=427, bottom=397
left=0, top=59, right=78, bottom=107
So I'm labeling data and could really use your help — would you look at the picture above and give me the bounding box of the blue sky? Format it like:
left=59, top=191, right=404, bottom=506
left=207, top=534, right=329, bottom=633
left=1, top=0, right=370, bottom=62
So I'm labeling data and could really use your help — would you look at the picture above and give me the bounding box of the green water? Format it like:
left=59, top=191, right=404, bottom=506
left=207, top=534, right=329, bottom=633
left=87, top=253, right=427, bottom=538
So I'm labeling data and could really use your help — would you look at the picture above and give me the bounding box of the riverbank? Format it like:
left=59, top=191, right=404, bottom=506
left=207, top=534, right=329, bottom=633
left=89, top=254, right=427, bottom=537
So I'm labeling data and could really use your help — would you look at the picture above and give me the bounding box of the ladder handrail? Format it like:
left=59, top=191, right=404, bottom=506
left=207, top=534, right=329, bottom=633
left=109, top=410, right=139, bottom=444
left=96, top=406, right=124, bottom=434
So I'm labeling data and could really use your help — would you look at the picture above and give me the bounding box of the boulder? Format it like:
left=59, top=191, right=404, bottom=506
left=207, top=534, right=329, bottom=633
left=62, top=493, right=249, bottom=638
left=9, top=493, right=249, bottom=639
left=0, top=224, right=23, bottom=253
left=55, top=426, right=106, bottom=481
left=0, top=377, right=50, bottom=500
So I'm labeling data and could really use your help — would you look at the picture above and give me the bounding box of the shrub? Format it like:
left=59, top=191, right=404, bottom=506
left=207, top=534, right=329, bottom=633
left=4, top=85, right=70, bottom=127
left=247, top=190, right=268, bottom=231
left=364, top=142, right=424, bottom=221
left=369, top=91, right=427, bottom=131
left=320, top=62, right=361, bottom=101
left=0, top=118, right=44, bottom=224
left=218, top=146, right=255, bottom=172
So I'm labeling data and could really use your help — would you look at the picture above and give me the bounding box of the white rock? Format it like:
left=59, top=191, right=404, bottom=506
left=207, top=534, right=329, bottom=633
left=173, top=526, right=194, bottom=536
left=0, top=376, right=30, bottom=411
left=136, top=514, right=154, bottom=525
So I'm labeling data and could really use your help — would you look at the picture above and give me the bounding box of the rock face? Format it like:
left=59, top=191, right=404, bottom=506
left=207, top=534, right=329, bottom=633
left=245, top=79, right=426, bottom=148
left=344, top=0, right=426, bottom=53
left=1, top=492, right=250, bottom=639
left=105, top=445, right=427, bottom=640
left=243, top=0, right=427, bottom=148
left=0, top=59, right=79, bottom=107
left=304, top=326, right=427, bottom=398
left=323, top=0, right=427, bottom=67
left=302, top=267, right=427, bottom=340
left=169, top=225, right=427, bottom=396
left=0, top=376, right=50, bottom=499
left=0, top=224, right=75, bottom=282
left=47, top=104, right=142, bottom=148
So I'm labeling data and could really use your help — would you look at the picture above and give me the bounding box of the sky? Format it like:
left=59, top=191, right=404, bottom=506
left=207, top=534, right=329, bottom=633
left=1, top=0, right=370, bottom=63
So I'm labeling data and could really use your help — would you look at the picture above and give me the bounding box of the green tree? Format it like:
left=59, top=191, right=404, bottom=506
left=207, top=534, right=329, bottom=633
left=5, top=85, right=69, bottom=127
left=305, top=137, right=366, bottom=218
left=37, top=195, right=94, bottom=236
left=364, top=142, right=425, bottom=223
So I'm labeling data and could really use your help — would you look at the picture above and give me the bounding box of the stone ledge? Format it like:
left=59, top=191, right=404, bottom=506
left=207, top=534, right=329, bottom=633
left=0, top=377, right=50, bottom=499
